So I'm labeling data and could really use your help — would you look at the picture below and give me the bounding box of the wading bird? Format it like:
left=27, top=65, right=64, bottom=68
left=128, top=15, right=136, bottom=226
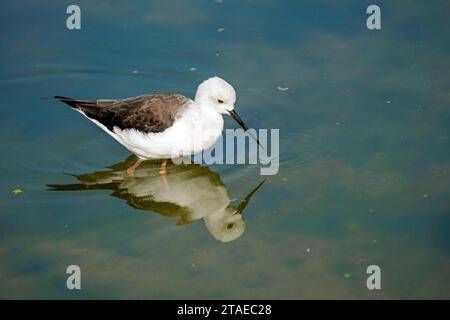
left=54, top=77, right=255, bottom=175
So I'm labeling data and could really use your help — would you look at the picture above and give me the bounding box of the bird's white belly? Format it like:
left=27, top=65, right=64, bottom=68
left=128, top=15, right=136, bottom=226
left=112, top=112, right=224, bottom=159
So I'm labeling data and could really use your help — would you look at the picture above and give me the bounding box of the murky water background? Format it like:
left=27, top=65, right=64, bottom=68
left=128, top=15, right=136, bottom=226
left=1, top=0, right=449, bottom=299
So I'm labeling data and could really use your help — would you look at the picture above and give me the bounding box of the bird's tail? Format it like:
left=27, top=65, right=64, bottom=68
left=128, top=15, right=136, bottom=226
left=53, top=96, right=97, bottom=109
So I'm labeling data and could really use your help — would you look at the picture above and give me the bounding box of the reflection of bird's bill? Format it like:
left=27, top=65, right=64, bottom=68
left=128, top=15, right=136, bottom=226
left=234, top=179, right=266, bottom=215
left=228, top=109, right=265, bottom=150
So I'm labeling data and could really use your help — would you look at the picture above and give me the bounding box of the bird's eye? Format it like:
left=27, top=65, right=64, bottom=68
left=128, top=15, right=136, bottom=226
left=227, top=223, right=234, bottom=229
left=217, top=99, right=224, bottom=104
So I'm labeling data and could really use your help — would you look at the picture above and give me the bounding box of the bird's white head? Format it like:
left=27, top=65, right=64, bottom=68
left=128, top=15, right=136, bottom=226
left=195, top=76, right=255, bottom=136
left=195, top=76, right=236, bottom=114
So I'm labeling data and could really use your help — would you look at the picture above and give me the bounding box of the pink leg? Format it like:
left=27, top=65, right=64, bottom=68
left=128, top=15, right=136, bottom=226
left=159, top=159, right=167, bottom=175
left=127, top=158, right=143, bottom=176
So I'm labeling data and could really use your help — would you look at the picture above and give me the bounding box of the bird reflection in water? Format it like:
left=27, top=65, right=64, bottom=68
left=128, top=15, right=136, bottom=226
left=48, top=156, right=265, bottom=243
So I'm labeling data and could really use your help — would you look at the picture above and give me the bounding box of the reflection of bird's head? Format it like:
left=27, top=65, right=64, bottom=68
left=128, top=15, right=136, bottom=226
left=204, top=207, right=246, bottom=243
left=203, top=179, right=266, bottom=243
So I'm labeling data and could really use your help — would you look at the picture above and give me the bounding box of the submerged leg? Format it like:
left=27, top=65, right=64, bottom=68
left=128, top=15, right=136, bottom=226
left=127, top=158, right=144, bottom=176
left=160, top=171, right=169, bottom=191
left=159, top=159, right=167, bottom=175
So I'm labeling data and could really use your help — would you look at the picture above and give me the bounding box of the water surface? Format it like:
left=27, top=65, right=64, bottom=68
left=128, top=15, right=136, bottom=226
left=0, top=0, right=449, bottom=299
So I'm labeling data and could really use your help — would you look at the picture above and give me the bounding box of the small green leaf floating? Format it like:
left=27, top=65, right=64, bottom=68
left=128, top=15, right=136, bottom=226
left=12, top=188, right=23, bottom=194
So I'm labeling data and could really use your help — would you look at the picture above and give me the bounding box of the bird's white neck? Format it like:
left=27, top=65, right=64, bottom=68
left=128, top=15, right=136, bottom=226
left=171, top=101, right=224, bottom=155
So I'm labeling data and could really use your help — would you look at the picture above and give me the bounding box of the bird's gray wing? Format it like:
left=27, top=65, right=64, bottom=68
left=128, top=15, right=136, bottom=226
left=56, top=94, right=191, bottom=133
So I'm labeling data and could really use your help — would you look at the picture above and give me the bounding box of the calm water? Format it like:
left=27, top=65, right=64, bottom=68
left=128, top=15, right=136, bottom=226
left=1, top=0, right=449, bottom=299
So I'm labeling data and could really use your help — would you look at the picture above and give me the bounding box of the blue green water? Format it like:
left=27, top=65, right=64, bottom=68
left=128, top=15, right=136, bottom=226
left=1, top=0, right=449, bottom=299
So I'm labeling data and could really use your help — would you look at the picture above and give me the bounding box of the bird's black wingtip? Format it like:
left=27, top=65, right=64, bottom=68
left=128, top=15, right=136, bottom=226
left=51, top=96, right=79, bottom=108
left=54, top=95, right=73, bottom=100
left=40, top=96, right=73, bottom=101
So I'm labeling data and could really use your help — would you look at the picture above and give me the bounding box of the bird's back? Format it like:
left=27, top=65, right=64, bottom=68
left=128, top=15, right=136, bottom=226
left=56, top=93, right=192, bottom=133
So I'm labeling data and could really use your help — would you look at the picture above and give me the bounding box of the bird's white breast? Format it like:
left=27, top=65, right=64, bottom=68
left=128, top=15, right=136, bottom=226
left=112, top=105, right=224, bottom=159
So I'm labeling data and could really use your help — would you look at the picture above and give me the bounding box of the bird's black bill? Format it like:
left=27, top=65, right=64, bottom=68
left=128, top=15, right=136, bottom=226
left=228, top=110, right=264, bottom=149
left=229, top=109, right=249, bottom=131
